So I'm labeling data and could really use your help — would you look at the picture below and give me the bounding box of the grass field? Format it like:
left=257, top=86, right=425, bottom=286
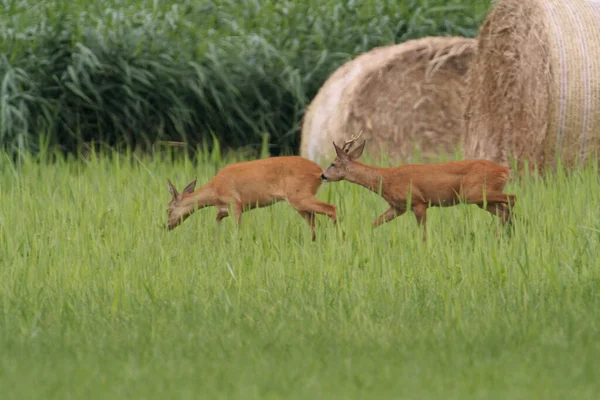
left=1, top=148, right=600, bottom=399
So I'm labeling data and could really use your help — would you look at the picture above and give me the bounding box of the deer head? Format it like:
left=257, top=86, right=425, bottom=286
left=166, top=178, right=197, bottom=230
left=321, top=131, right=366, bottom=182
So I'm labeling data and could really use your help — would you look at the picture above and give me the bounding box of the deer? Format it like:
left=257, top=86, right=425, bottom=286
left=320, top=132, right=516, bottom=241
left=165, top=156, right=337, bottom=241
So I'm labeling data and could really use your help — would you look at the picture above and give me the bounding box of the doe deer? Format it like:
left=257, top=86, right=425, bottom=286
left=320, top=132, right=516, bottom=241
left=166, top=156, right=337, bottom=241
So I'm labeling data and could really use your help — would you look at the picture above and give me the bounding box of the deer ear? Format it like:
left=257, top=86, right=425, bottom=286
left=333, top=141, right=347, bottom=160
left=182, top=178, right=197, bottom=195
left=167, top=179, right=179, bottom=199
left=348, top=140, right=365, bottom=160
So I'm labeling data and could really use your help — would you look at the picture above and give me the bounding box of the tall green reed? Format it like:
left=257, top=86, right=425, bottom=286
left=1, top=0, right=491, bottom=157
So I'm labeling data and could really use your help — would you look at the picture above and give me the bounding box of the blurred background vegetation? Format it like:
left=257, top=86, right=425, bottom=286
left=0, top=0, right=491, bottom=157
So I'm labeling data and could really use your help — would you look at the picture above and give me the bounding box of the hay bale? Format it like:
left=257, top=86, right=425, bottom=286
left=299, top=36, right=476, bottom=165
left=464, top=0, right=600, bottom=171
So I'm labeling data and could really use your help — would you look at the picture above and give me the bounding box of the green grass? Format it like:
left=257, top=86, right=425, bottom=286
left=1, top=0, right=492, bottom=155
left=1, top=147, right=600, bottom=399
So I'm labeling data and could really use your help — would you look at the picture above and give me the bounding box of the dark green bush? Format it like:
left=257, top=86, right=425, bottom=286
left=0, top=0, right=491, bottom=156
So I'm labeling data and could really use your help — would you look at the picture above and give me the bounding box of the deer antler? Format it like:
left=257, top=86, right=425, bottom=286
left=341, top=130, right=363, bottom=153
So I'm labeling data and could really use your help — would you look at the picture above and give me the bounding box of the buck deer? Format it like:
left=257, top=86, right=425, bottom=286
left=320, top=132, right=516, bottom=241
left=166, top=156, right=337, bottom=241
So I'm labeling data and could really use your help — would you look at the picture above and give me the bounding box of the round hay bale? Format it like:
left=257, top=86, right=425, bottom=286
left=464, top=0, right=600, bottom=172
left=299, top=36, right=476, bottom=166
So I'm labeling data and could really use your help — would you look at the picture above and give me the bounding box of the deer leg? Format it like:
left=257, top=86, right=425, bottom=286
left=289, top=196, right=339, bottom=240
left=473, top=190, right=515, bottom=224
left=506, top=194, right=517, bottom=210
left=481, top=203, right=513, bottom=233
left=503, top=194, right=516, bottom=229
left=412, top=203, right=428, bottom=242
left=372, top=207, right=404, bottom=228
left=215, top=209, right=229, bottom=241
left=288, top=197, right=337, bottom=225
left=298, top=210, right=317, bottom=241
left=233, top=202, right=244, bottom=228
left=487, top=203, right=510, bottom=225
left=464, top=191, right=515, bottom=206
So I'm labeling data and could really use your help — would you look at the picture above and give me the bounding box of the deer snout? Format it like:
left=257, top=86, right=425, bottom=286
left=165, top=219, right=180, bottom=231
left=320, top=173, right=327, bottom=181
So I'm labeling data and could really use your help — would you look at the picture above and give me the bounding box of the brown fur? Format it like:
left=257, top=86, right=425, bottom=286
left=166, top=156, right=337, bottom=241
left=321, top=139, right=516, bottom=241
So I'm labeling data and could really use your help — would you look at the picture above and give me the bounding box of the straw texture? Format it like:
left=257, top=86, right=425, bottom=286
left=464, top=0, right=600, bottom=171
left=300, top=37, right=476, bottom=165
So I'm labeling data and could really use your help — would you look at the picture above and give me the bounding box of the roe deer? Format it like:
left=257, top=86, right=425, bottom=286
left=320, top=132, right=516, bottom=241
left=166, top=156, right=337, bottom=241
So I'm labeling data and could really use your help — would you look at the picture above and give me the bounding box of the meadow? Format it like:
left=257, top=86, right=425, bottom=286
left=1, top=146, right=600, bottom=399
left=3, top=0, right=600, bottom=397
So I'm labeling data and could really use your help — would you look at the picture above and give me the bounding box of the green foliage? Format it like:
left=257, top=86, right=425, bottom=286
left=1, top=148, right=600, bottom=397
left=1, top=0, right=491, bottom=156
